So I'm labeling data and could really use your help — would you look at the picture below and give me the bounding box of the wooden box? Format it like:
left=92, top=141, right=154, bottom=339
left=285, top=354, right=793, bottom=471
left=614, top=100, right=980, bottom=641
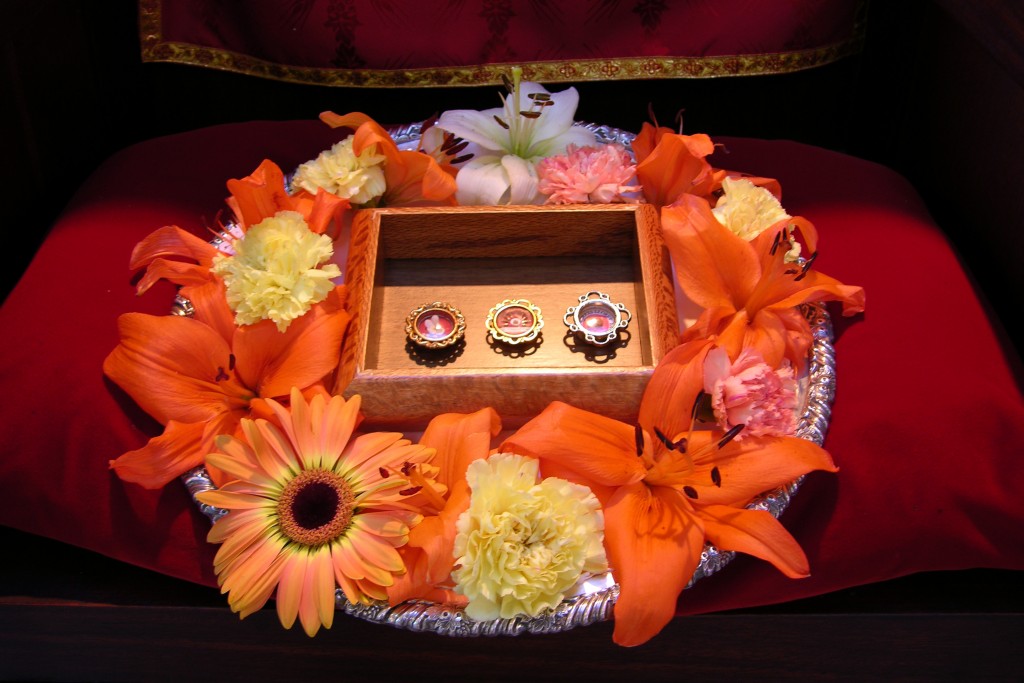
left=336, top=204, right=678, bottom=429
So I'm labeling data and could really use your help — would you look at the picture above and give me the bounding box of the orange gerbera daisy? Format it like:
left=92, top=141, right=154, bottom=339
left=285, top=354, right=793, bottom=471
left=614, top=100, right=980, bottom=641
left=195, top=389, right=439, bottom=637
left=103, top=287, right=349, bottom=488
left=663, top=194, right=865, bottom=370
left=319, top=111, right=458, bottom=207
left=386, top=407, right=502, bottom=606
left=501, top=337, right=837, bottom=647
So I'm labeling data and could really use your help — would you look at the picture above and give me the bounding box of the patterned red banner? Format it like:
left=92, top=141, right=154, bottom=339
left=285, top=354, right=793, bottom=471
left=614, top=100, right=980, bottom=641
left=139, top=0, right=867, bottom=86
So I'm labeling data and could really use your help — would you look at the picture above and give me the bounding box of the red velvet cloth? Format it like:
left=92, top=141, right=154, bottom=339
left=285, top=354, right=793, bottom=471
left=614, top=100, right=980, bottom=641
left=139, top=0, right=865, bottom=84
left=1, top=120, right=1022, bottom=614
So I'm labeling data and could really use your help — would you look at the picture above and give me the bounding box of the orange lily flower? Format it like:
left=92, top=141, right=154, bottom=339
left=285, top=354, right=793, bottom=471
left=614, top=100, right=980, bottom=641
left=227, top=158, right=349, bottom=236
left=633, top=122, right=717, bottom=208
left=663, top=194, right=865, bottom=370
left=127, top=227, right=238, bottom=341
left=103, top=287, right=350, bottom=489
left=319, top=111, right=458, bottom=207
left=501, top=337, right=837, bottom=647
left=387, top=407, right=502, bottom=606
left=130, top=158, right=347, bottom=298
left=127, top=158, right=350, bottom=335
left=632, top=122, right=783, bottom=206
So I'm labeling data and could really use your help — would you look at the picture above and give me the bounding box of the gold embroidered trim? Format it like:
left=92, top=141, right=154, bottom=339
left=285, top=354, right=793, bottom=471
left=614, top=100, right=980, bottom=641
left=138, top=0, right=866, bottom=88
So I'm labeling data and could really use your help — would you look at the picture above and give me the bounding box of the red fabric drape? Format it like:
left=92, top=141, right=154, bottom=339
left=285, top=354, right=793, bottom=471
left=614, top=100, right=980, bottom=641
left=139, top=0, right=867, bottom=86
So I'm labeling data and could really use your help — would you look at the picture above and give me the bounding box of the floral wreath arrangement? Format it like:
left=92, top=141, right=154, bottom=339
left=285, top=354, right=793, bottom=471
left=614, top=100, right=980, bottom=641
left=104, top=68, right=865, bottom=647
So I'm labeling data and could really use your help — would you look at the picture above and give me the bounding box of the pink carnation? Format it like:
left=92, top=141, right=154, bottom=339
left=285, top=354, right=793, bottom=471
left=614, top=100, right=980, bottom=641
left=702, top=346, right=798, bottom=439
left=537, top=144, right=640, bottom=204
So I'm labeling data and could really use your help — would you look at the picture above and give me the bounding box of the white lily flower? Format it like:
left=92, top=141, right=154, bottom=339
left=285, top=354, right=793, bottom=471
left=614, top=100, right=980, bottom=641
left=436, top=69, right=597, bottom=205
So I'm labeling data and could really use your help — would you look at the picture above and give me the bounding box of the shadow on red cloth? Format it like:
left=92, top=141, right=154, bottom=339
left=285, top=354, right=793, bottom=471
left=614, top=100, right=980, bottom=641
left=1, top=120, right=1021, bottom=617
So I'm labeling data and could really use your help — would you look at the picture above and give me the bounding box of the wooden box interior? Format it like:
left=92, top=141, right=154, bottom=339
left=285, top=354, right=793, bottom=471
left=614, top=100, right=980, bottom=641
left=338, top=204, right=677, bottom=429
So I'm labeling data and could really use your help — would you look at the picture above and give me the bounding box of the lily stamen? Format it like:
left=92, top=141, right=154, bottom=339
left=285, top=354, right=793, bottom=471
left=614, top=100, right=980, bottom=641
left=653, top=426, right=674, bottom=450
left=206, top=218, right=242, bottom=255
left=446, top=140, right=469, bottom=155
left=718, top=424, right=745, bottom=448
left=647, top=101, right=659, bottom=127
left=440, top=133, right=459, bottom=151
left=375, top=458, right=445, bottom=511
left=711, top=466, right=722, bottom=487
left=401, top=462, right=448, bottom=510
left=794, top=251, right=818, bottom=281
left=657, top=424, right=744, bottom=483
left=653, top=426, right=686, bottom=452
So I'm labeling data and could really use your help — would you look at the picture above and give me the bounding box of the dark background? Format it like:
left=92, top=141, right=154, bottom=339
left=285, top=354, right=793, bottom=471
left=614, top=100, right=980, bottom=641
left=3, top=0, right=1023, bottom=340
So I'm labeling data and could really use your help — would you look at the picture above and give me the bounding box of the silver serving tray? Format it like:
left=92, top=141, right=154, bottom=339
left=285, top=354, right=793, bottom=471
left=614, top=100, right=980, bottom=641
left=179, top=122, right=836, bottom=637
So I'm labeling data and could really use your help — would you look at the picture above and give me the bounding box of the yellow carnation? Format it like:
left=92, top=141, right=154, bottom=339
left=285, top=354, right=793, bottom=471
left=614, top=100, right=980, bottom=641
left=291, top=137, right=387, bottom=205
left=453, top=452, right=607, bottom=621
left=712, top=177, right=800, bottom=260
left=211, top=210, right=341, bottom=332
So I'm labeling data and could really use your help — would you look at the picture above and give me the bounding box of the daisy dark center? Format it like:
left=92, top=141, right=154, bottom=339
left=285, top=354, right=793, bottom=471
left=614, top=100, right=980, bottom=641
left=277, top=469, right=355, bottom=547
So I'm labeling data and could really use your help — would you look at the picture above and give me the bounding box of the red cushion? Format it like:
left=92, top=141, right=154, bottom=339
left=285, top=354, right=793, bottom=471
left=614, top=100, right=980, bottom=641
left=1, top=120, right=1021, bottom=613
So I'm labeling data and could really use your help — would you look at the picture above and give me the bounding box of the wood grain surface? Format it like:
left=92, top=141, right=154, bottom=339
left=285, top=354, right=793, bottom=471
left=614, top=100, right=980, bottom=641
left=338, top=204, right=678, bottom=428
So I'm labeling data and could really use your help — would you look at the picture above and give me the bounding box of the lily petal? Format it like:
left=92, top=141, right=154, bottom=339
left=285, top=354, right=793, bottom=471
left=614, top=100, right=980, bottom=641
left=134, top=258, right=217, bottom=296
left=103, top=313, right=248, bottom=425
left=698, top=504, right=810, bottom=579
left=518, top=82, right=581, bottom=153
left=419, top=408, right=501, bottom=493
left=407, top=408, right=502, bottom=588
left=226, top=159, right=292, bottom=230
left=683, top=432, right=838, bottom=507
left=638, top=338, right=714, bottom=438
left=636, top=132, right=716, bottom=207
left=232, top=287, right=350, bottom=399
left=179, top=278, right=237, bottom=344
left=501, top=401, right=647, bottom=490
left=661, top=195, right=761, bottom=311
left=501, top=154, right=540, bottom=205
left=434, top=107, right=513, bottom=154
left=603, top=483, right=706, bottom=647
left=129, top=225, right=220, bottom=269
left=454, top=156, right=518, bottom=206
left=108, top=419, right=209, bottom=488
